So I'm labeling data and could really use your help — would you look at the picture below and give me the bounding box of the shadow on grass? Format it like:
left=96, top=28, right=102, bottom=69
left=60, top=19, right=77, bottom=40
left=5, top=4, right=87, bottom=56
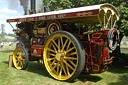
left=27, top=62, right=102, bottom=83
left=107, top=55, right=128, bottom=74
left=0, top=50, right=14, bottom=53
left=3, top=60, right=102, bottom=83
left=26, top=61, right=51, bottom=78
left=78, top=73, right=102, bottom=82
left=108, top=75, right=128, bottom=85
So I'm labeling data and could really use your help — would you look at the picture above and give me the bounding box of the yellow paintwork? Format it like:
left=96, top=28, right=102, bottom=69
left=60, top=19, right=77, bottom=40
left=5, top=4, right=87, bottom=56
left=13, top=48, right=25, bottom=69
left=43, top=33, right=78, bottom=80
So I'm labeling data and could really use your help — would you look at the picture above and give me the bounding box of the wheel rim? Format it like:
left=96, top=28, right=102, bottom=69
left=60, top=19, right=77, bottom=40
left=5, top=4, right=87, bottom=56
left=43, top=34, right=78, bottom=80
left=13, top=47, right=26, bottom=69
left=16, top=42, right=25, bottom=48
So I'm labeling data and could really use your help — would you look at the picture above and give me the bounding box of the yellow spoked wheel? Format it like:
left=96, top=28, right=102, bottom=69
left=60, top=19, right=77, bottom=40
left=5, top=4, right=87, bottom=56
left=13, top=46, right=29, bottom=70
left=43, top=31, right=85, bottom=81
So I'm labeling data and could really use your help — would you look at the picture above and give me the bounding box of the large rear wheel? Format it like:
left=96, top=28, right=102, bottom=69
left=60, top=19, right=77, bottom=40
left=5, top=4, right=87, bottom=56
left=43, top=31, right=85, bottom=81
left=13, top=46, right=29, bottom=70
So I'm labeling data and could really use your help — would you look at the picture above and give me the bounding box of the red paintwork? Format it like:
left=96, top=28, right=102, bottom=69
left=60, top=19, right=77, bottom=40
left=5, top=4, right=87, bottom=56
left=104, top=47, right=109, bottom=58
left=7, top=9, right=99, bottom=22
left=81, top=30, right=113, bottom=73
left=31, top=45, right=43, bottom=57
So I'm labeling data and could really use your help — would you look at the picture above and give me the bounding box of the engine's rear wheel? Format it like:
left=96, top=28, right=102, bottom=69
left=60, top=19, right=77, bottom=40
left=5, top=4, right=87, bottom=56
left=13, top=46, right=29, bottom=70
left=43, top=31, right=85, bottom=81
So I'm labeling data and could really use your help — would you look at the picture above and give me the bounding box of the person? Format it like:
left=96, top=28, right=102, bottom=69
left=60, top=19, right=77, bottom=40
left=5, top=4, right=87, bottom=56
left=0, top=42, right=1, bottom=48
left=9, top=41, right=12, bottom=46
left=1, top=42, right=4, bottom=48
left=11, top=42, right=13, bottom=45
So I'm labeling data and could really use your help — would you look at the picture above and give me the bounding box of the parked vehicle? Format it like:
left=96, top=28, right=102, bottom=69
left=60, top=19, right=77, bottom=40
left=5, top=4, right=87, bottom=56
left=7, top=3, right=119, bottom=81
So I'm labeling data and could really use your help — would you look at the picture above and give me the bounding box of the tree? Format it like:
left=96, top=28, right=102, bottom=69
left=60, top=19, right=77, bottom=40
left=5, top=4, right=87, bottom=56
left=0, top=24, right=5, bottom=38
left=42, top=0, right=128, bottom=56
left=8, top=33, right=15, bottom=37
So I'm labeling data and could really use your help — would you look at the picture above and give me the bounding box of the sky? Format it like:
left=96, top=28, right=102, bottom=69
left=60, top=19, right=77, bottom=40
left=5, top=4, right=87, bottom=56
left=0, top=0, right=42, bottom=34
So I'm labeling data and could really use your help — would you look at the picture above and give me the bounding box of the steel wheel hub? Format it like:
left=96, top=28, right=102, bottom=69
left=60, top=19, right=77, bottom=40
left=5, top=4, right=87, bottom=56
left=55, top=53, right=64, bottom=61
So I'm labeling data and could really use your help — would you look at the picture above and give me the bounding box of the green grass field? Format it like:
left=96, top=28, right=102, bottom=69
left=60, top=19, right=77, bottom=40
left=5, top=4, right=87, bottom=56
left=0, top=45, right=128, bottom=85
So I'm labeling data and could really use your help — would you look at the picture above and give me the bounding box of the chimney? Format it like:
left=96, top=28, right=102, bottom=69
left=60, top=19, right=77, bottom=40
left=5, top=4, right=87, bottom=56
left=29, top=0, right=36, bottom=14
left=24, top=6, right=28, bottom=15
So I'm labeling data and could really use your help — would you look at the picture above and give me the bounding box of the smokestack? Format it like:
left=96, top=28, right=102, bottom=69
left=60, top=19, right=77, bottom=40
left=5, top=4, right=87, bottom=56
left=19, top=0, right=29, bottom=15
left=29, top=0, right=36, bottom=14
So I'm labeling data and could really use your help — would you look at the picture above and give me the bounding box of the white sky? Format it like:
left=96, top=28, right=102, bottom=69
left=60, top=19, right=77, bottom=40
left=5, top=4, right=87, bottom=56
left=0, top=0, right=42, bottom=34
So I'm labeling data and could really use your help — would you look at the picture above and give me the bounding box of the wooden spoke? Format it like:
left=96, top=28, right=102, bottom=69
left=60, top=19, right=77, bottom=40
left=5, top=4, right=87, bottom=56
left=66, top=40, right=71, bottom=50
left=57, top=62, right=59, bottom=75
left=60, top=36, right=63, bottom=47
left=63, top=60, right=74, bottom=70
left=47, top=48, right=56, bottom=53
left=50, top=60, right=56, bottom=67
left=51, top=43, right=57, bottom=52
left=62, top=39, right=68, bottom=51
left=58, top=38, right=60, bottom=51
left=20, top=61, right=23, bottom=68
left=59, top=66, right=62, bottom=78
left=23, top=60, right=25, bottom=64
left=61, top=62, right=67, bottom=76
left=68, top=60, right=76, bottom=67
left=47, top=58, right=55, bottom=61
left=64, top=57, right=77, bottom=60
left=66, top=65, right=70, bottom=77
left=16, top=60, right=20, bottom=66
left=66, top=47, right=75, bottom=53
left=52, top=39, right=59, bottom=49
left=49, top=53, right=56, bottom=57
left=51, top=63, right=58, bottom=70
left=68, top=52, right=77, bottom=56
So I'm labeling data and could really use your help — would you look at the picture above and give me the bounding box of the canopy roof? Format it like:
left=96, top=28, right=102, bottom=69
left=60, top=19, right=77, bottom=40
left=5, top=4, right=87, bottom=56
left=7, top=3, right=119, bottom=23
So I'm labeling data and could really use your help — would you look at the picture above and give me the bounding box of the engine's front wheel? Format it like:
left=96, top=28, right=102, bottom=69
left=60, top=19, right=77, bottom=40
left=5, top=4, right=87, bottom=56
left=13, top=46, right=29, bottom=70
left=43, top=31, right=85, bottom=81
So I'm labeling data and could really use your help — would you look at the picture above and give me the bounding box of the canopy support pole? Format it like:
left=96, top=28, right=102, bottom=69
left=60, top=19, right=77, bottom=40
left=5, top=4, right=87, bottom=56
left=9, top=23, right=15, bottom=30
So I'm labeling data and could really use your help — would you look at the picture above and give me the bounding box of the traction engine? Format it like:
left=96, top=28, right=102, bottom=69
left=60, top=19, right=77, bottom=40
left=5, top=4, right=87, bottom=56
left=7, top=3, right=119, bottom=81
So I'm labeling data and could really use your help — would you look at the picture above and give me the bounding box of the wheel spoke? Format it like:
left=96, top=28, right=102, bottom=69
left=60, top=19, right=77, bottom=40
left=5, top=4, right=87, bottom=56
left=49, top=53, right=56, bottom=57
left=68, top=52, right=77, bottom=56
left=58, top=38, right=60, bottom=51
left=50, top=60, right=56, bottom=67
left=62, top=39, right=68, bottom=51
left=51, top=43, right=57, bottom=52
left=66, top=65, right=71, bottom=77
left=64, top=56, right=77, bottom=60
left=61, top=62, right=67, bottom=76
left=63, top=60, right=74, bottom=70
left=16, top=60, right=20, bottom=66
left=23, top=60, right=25, bottom=64
left=59, top=66, right=62, bottom=78
left=47, top=48, right=56, bottom=53
left=66, top=47, right=75, bottom=53
left=60, top=36, right=63, bottom=47
left=20, top=61, right=23, bottom=67
left=47, top=58, right=55, bottom=61
left=51, top=63, right=58, bottom=70
left=66, top=40, right=71, bottom=50
left=68, top=60, right=76, bottom=67
left=52, top=39, right=59, bottom=49
left=57, top=62, right=59, bottom=75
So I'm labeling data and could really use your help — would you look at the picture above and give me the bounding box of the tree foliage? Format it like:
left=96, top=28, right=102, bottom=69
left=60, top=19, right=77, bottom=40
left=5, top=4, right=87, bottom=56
left=0, top=24, right=5, bottom=38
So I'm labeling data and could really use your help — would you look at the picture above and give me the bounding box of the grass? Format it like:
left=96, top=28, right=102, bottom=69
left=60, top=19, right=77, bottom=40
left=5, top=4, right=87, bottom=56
left=0, top=45, right=128, bottom=85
